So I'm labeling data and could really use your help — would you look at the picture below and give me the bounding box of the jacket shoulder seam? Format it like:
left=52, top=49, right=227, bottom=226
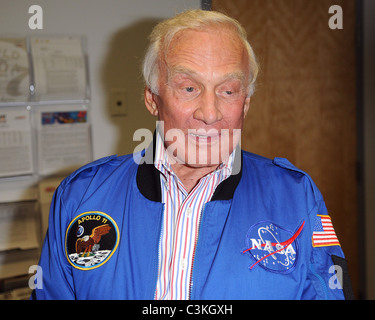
left=63, top=155, right=121, bottom=184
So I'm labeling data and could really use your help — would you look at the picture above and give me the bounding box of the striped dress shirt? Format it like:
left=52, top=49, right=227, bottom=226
left=153, top=133, right=235, bottom=300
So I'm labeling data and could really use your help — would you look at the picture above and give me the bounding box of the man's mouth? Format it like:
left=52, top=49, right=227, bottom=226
left=188, top=131, right=221, bottom=143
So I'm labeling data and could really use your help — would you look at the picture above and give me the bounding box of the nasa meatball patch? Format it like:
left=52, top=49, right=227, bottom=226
left=243, top=220, right=305, bottom=274
left=65, top=211, right=119, bottom=270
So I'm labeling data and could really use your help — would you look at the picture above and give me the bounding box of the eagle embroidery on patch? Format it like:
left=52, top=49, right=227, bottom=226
left=65, top=211, right=119, bottom=270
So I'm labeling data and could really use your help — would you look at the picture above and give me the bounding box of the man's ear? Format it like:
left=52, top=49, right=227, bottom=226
left=243, top=97, right=250, bottom=119
left=144, top=87, right=159, bottom=116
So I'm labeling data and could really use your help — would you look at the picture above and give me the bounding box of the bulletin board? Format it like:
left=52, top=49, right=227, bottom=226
left=0, top=35, right=92, bottom=281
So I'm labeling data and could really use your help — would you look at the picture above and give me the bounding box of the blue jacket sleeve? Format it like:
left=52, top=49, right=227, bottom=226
left=304, top=197, right=353, bottom=300
left=274, top=157, right=353, bottom=300
left=31, top=180, right=76, bottom=299
left=31, top=156, right=117, bottom=299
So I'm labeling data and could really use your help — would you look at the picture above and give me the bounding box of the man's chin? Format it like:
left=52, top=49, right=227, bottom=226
left=183, top=161, right=221, bottom=169
left=172, top=151, right=230, bottom=168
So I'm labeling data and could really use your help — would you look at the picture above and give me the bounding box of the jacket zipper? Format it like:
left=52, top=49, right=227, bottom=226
left=153, top=204, right=165, bottom=300
left=188, top=204, right=206, bottom=300
left=309, top=262, right=329, bottom=299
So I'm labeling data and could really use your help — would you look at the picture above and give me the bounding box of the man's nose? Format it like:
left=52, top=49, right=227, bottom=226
left=193, top=91, right=223, bottom=125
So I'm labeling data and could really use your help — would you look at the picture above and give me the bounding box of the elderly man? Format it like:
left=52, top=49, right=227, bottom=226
left=32, top=9, right=352, bottom=300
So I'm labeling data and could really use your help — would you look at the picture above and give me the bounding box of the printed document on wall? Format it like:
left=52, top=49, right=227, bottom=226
left=0, top=38, right=30, bottom=103
left=0, top=107, right=33, bottom=178
left=37, top=107, right=91, bottom=176
left=30, top=36, right=87, bottom=101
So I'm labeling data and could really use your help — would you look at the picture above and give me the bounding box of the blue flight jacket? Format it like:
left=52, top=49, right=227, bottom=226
left=31, top=146, right=353, bottom=300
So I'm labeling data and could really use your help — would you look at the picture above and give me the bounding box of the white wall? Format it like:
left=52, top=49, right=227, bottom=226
left=0, top=0, right=201, bottom=159
left=364, top=0, right=375, bottom=300
left=0, top=0, right=202, bottom=282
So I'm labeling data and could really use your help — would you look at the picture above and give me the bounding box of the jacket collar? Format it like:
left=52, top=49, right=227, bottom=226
left=136, top=133, right=243, bottom=202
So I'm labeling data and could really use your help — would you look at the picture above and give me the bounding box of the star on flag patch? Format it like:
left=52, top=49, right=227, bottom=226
left=312, top=214, right=340, bottom=247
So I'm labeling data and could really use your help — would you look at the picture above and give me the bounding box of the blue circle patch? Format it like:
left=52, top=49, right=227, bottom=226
left=244, top=221, right=303, bottom=274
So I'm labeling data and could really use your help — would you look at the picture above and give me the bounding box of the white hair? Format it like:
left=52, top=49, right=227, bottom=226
left=142, top=9, right=259, bottom=97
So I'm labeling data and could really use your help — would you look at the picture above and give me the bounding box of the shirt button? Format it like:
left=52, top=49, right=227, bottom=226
left=181, top=258, right=186, bottom=270
left=186, top=207, right=192, bottom=218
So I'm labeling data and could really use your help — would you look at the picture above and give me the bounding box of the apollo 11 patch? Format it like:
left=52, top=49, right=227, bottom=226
left=65, top=211, right=119, bottom=270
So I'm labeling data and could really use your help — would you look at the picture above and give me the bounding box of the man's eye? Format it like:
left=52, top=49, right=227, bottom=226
left=185, top=87, right=195, bottom=92
left=225, top=91, right=233, bottom=95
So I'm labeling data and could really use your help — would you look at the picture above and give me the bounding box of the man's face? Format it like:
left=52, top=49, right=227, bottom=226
left=145, top=27, right=251, bottom=167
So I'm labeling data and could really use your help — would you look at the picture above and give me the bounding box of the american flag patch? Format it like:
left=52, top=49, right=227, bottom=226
left=312, top=215, right=340, bottom=247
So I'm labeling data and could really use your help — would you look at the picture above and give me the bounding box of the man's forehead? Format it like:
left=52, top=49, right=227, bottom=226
left=162, top=28, right=248, bottom=81
left=167, top=65, right=246, bottom=83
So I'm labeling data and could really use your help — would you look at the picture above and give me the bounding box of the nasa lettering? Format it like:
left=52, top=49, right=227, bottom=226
left=243, top=220, right=304, bottom=273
